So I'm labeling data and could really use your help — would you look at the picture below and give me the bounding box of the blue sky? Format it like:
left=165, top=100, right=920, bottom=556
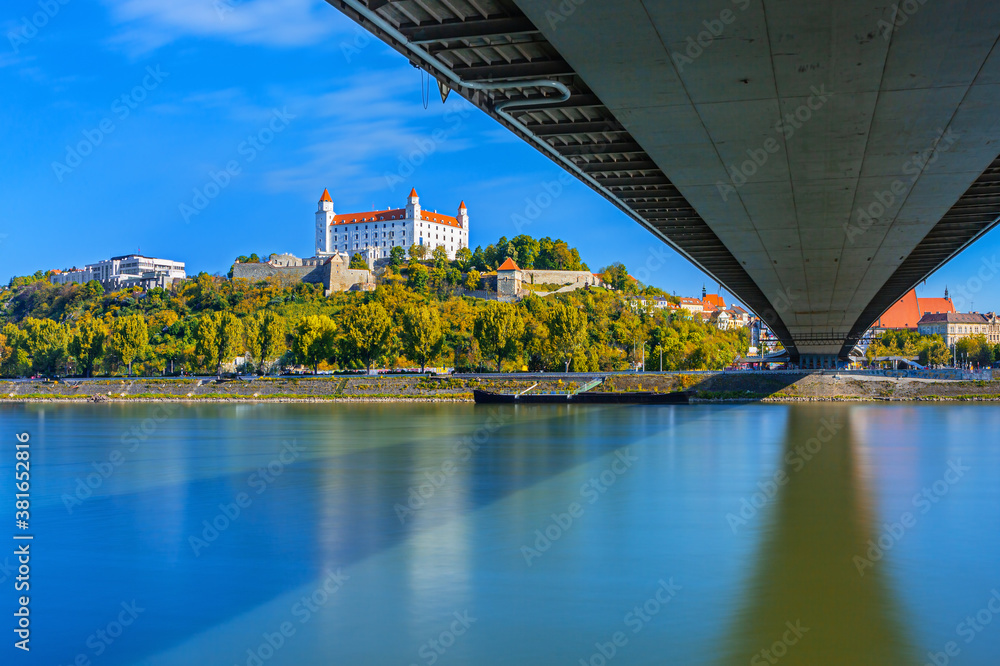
left=2, top=0, right=999, bottom=313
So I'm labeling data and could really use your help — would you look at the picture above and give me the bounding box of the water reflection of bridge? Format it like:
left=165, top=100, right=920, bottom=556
left=719, top=406, right=917, bottom=665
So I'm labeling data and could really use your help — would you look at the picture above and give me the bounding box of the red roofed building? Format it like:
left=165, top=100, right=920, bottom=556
left=699, top=285, right=726, bottom=312
left=497, top=257, right=522, bottom=302
left=315, top=188, right=469, bottom=262
left=873, top=287, right=955, bottom=330
left=497, top=257, right=520, bottom=271
left=678, top=297, right=704, bottom=313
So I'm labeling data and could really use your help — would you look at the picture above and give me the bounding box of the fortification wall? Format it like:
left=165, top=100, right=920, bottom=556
left=522, top=269, right=596, bottom=287
left=232, top=263, right=325, bottom=285
left=233, top=259, right=372, bottom=293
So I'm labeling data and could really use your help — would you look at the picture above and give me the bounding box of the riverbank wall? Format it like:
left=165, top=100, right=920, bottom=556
left=4, top=372, right=1000, bottom=403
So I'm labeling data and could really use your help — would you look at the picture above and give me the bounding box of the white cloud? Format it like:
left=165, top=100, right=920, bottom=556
left=262, top=70, right=481, bottom=198
left=101, top=0, right=348, bottom=54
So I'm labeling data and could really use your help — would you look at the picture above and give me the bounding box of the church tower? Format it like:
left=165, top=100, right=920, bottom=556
left=316, top=189, right=334, bottom=255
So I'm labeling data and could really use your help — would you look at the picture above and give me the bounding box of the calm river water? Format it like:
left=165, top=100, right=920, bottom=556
left=2, top=402, right=999, bottom=665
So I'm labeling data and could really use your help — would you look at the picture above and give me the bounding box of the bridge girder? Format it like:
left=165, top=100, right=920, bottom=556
left=327, top=0, right=1000, bottom=361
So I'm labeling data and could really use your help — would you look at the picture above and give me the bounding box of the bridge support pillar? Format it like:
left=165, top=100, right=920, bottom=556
left=797, top=354, right=844, bottom=370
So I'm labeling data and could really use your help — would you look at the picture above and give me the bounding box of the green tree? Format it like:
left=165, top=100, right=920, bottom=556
left=84, top=280, right=105, bottom=298
left=919, top=338, right=951, bottom=367
left=257, top=311, right=286, bottom=373
left=195, top=312, right=244, bottom=374
left=601, top=262, right=632, bottom=292
left=511, top=235, right=541, bottom=268
left=401, top=305, right=443, bottom=372
left=409, top=243, right=427, bottom=260
left=407, top=264, right=429, bottom=292
left=389, top=245, right=406, bottom=268
left=474, top=301, right=525, bottom=372
left=548, top=302, right=588, bottom=372
left=291, top=315, right=337, bottom=373
left=464, top=269, right=481, bottom=292
left=342, top=302, right=393, bottom=373
left=108, top=314, right=148, bottom=376
left=349, top=253, right=369, bottom=270
left=68, top=316, right=107, bottom=377
left=432, top=245, right=449, bottom=268
left=19, top=318, right=69, bottom=376
left=0, top=324, right=29, bottom=377
left=455, top=247, right=472, bottom=269
left=956, top=334, right=992, bottom=366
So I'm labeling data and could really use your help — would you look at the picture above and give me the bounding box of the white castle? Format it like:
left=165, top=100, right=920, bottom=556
left=315, top=188, right=469, bottom=262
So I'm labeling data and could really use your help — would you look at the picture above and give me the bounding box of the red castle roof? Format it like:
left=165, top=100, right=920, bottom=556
left=324, top=187, right=463, bottom=228
left=333, top=208, right=406, bottom=225
left=497, top=257, right=520, bottom=271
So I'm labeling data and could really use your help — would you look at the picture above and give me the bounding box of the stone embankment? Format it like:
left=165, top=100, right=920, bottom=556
left=2, top=372, right=1000, bottom=403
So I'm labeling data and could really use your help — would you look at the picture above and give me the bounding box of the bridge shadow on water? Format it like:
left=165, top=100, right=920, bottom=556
left=716, top=405, right=918, bottom=665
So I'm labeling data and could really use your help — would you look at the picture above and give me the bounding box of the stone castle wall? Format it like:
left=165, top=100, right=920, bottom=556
left=521, top=269, right=597, bottom=287
left=233, top=258, right=372, bottom=294
left=232, top=263, right=325, bottom=285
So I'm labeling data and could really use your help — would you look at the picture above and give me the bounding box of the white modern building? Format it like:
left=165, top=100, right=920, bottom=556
left=49, top=269, right=93, bottom=285
left=315, top=188, right=469, bottom=261
left=87, top=255, right=186, bottom=282
left=50, top=254, right=186, bottom=290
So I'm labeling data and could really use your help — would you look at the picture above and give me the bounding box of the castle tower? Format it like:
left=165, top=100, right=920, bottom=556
left=457, top=200, right=469, bottom=229
left=405, top=187, right=421, bottom=221
left=316, top=188, right=334, bottom=255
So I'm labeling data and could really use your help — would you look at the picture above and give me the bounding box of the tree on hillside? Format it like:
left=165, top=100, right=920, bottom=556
left=68, top=316, right=107, bottom=377
left=19, top=318, right=70, bottom=376
left=432, top=245, right=449, bottom=267
left=455, top=247, right=472, bottom=269
left=407, top=264, right=429, bottom=293
left=349, top=253, right=368, bottom=270
left=537, top=237, right=585, bottom=271
left=0, top=324, right=29, bottom=377
left=409, top=243, right=427, bottom=260
left=389, top=245, right=406, bottom=268
left=464, top=269, right=481, bottom=292
left=401, top=305, right=444, bottom=373
left=195, top=311, right=243, bottom=374
left=244, top=311, right=287, bottom=374
left=109, top=314, right=148, bottom=376
left=548, top=302, right=588, bottom=372
left=342, top=302, right=393, bottom=373
left=84, top=280, right=105, bottom=298
left=474, top=301, right=525, bottom=372
left=601, top=262, right=632, bottom=292
left=291, top=315, right=337, bottom=373
left=511, top=235, right=540, bottom=268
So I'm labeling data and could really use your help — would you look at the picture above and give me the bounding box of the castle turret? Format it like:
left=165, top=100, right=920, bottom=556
left=405, top=187, right=421, bottom=221
left=316, top=189, right=334, bottom=255
left=457, top=200, right=469, bottom=229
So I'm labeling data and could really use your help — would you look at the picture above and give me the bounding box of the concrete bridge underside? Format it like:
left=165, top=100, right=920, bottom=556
left=329, top=0, right=1000, bottom=363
